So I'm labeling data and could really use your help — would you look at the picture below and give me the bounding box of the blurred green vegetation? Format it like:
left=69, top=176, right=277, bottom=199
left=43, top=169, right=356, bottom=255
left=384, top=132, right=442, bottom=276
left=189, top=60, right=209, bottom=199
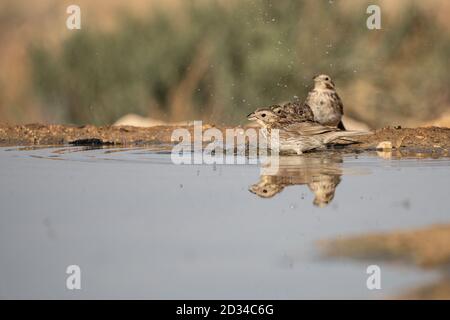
left=30, top=0, right=450, bottom=126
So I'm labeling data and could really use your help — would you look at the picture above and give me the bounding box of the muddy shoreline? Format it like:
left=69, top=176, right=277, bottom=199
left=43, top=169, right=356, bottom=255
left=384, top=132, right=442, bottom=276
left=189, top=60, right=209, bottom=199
left=320, top=224, right=450, bottom=299
left=1, top=124, right=450, bottom=154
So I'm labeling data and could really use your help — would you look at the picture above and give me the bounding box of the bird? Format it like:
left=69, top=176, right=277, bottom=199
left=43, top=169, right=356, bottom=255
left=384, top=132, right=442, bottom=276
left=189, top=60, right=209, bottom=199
left=270, top=98, right=315, bottom=123
left=247, top=108, right=369, bottom=154
left=303, top=74, right=345, bottom=130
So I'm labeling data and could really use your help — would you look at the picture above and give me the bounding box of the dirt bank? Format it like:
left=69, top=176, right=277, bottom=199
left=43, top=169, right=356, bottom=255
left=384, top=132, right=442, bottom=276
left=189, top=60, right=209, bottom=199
left=319, top=224, right=450, bottom=299
left=0, top=124, right=449, bottom=154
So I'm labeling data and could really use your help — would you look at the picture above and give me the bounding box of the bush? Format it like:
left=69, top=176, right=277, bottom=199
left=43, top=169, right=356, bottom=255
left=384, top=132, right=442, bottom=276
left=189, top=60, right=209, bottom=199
left=30, top=0, right=450, bottom=126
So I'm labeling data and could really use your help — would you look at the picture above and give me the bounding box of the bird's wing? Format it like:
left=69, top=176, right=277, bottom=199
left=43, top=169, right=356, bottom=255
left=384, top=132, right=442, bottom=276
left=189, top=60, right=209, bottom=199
left=282, top=121, right=338, bottom=136
left=331, top=92, right=344, bottom=114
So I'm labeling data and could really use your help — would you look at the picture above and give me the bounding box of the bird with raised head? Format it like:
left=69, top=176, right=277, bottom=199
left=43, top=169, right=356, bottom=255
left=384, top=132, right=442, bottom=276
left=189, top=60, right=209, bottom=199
left=303, top=74, right=345, bottom=130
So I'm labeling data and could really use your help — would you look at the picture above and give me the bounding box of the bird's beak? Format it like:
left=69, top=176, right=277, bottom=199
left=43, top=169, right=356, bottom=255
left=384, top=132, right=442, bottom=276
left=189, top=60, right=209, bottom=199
left=247, top=112, right=257, bottom=121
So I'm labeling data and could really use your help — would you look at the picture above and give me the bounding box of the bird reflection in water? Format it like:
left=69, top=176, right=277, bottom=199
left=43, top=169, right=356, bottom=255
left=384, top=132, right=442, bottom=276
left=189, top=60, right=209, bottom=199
left=249, top=153, right=348, bottom=207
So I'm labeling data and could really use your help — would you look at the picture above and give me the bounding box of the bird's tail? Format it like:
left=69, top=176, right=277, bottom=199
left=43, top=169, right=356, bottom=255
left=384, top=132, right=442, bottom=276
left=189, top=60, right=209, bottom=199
left=324, top=130, right=372, bottom=144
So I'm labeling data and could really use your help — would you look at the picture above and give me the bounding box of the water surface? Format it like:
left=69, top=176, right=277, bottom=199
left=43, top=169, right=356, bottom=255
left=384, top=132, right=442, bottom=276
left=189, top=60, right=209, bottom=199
left=0, top=146, right=448, bottom=299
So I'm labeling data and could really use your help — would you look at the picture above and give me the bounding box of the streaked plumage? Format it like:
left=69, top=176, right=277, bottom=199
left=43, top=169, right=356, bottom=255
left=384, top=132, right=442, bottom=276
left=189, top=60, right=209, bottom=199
left=303, top=74, right=345, bottom=130
left=270, top=99, right=315, bottom=123
left=247, top=108, right=369, bottom=154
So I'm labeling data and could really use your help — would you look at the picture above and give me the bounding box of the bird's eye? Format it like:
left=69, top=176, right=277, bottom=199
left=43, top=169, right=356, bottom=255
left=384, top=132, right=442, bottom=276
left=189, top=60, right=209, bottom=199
left=325, top=77, right=329, bottom=81
left=261, top=113, right=266, bottom=117
left=263, top=189, right=268, bottom=193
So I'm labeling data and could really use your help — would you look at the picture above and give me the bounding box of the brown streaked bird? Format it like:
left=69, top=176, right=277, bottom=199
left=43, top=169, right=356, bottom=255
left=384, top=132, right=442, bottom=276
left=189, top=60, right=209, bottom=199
left=270, top=99, right=315, bottom=123
left=246, top=107, right=283, bottom=131
left=303, top=74, right=345, bottom=130
left=247, top=108, right=369, bottom=154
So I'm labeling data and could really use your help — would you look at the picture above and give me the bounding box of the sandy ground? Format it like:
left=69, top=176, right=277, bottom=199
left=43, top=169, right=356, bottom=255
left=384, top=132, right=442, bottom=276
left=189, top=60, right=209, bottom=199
left=0, top=124, right=450, bottom=153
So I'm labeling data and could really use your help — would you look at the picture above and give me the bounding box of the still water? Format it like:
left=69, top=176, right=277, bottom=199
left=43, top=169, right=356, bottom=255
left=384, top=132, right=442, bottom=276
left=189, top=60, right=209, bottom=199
left=0, top=146, right=449, bottom=299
